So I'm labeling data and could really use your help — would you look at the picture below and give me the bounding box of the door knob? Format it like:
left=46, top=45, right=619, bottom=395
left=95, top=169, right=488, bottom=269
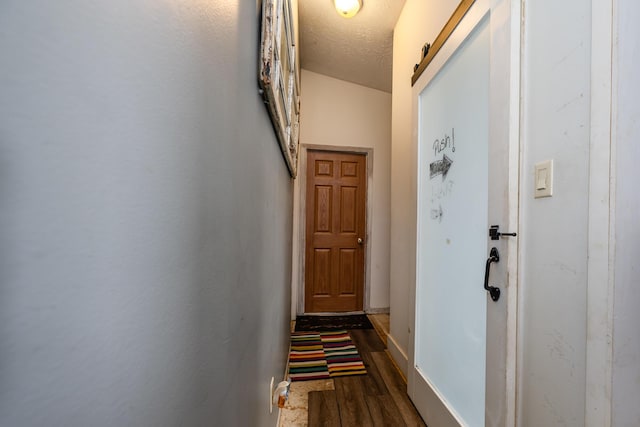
left=357, top=238, right=363, bottom=245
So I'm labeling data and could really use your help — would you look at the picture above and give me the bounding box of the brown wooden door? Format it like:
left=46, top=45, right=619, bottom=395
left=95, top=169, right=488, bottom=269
left=305, top=150, right=366, bottom=313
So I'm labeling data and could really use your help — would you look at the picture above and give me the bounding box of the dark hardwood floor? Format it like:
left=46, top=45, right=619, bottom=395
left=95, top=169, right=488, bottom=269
left=308, top=328, right=427, bottom=427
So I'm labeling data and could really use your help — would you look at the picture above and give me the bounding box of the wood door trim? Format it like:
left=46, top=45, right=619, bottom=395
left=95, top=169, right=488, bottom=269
left=298, top=146, right=372, bottom=314
left=294, top=145, right=374, bottom=315
left=304, top=150, right=367, bottom=313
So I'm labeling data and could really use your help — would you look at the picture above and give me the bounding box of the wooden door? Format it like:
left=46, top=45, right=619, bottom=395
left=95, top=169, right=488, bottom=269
left=305, top=150, right=366, bottom=313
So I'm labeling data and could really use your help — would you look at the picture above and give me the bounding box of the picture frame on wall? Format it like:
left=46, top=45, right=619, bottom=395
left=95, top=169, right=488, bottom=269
left=259, top=0, right=300, bottom=177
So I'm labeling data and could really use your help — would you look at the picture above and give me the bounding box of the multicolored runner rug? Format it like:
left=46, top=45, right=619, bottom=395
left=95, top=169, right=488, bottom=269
left=288, top=330, right=367, bottom=381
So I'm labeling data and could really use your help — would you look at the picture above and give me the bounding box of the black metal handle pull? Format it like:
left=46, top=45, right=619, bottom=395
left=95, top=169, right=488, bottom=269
left=484, top=247, right=501, bottom=301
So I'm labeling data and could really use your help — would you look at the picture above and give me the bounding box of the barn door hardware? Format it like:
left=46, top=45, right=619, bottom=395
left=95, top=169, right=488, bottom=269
left=489, top=225, right=517, bottom=240
left=484, top=247, right=501, bottom=302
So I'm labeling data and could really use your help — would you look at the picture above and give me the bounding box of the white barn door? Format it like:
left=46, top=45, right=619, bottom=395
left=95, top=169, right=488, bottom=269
left=409, top=1, right=521, bottom=426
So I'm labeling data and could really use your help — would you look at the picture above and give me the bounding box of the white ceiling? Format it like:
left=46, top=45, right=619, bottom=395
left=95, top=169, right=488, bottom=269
left=298, top=0, right=406, bottom=93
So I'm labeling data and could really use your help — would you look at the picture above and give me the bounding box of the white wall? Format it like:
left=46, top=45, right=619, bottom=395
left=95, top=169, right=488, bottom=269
left=293, top=69, right=391, bottom=314
left=0, top=1, right=293, bottom=426
left=611, top=0, right=640, bottom=424
left=390, top=0, right=459, bottom=375
left=518, top=0, right=592, bottom=424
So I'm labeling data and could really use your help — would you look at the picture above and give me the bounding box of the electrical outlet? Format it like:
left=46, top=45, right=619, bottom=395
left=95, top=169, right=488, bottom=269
left=269, top=376, right=274, bottom=413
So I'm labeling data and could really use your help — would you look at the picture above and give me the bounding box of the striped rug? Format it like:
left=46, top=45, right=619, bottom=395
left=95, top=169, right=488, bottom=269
left=288, top=330, right=367, bottom=381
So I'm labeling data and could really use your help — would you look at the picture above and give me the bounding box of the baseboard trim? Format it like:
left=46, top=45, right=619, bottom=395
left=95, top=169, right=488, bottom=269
left=387, top=333, right=409, bottom=378
left=365, top=307, right=390, bottom=314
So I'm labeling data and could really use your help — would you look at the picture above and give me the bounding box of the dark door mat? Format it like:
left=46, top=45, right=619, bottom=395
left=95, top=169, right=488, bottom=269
left=295, top=314, right=373, bottom=332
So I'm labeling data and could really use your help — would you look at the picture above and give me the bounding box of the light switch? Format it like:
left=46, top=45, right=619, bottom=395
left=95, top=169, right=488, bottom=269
left=536, top=169, right=547, bottom=190
left=534, top=160, right=553, bottom=198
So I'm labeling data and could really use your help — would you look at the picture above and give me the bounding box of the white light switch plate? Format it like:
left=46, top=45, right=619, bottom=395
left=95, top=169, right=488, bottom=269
left=534, top=159, right=553, bottom=198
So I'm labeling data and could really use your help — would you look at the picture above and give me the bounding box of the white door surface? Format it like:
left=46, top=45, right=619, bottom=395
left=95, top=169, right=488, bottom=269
left=409, top=1, right=520, bottom=426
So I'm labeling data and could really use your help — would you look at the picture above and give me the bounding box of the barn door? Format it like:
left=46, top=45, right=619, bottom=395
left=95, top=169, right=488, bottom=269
left=409, top=0, right=521, bottom=425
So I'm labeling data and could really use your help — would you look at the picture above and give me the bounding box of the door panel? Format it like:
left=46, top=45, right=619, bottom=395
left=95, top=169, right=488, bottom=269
left=409, top=0, right=520, bottom=426
left=305, top=150, right=366, bottom=313
left=415, top=15, right=489, bottom=426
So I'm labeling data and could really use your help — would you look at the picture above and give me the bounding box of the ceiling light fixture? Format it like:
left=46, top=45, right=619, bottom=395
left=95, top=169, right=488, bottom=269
left=334, top=0, right=362, bottom=18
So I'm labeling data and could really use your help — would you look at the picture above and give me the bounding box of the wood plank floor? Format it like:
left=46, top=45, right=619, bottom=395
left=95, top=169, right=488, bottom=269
left=308, top=329, right=427, bottom=427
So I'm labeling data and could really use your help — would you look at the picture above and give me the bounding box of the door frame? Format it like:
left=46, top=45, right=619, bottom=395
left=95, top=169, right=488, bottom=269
left=407, top=0, right=522, bottom=425
left=292, top=144, right=374, bottom=315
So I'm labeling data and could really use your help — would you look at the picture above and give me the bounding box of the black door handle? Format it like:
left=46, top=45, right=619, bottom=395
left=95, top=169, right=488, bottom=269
left=484, top=247, right=501, bottom=301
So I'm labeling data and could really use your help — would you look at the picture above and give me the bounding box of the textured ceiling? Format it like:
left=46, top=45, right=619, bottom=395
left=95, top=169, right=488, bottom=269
left=299, top=0, right=406, bottom=93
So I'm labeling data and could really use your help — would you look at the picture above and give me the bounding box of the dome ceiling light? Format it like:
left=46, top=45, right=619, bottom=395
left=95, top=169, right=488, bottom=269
left=334, top=0, right=362, bottom=18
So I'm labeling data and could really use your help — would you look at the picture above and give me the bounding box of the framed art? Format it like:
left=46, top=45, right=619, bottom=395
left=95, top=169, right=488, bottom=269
left=259, top=0, right=301, bottom=177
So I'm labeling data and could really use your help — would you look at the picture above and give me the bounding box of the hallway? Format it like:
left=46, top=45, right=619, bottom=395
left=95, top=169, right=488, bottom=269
left=1, top=0, right=639, bottom=426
